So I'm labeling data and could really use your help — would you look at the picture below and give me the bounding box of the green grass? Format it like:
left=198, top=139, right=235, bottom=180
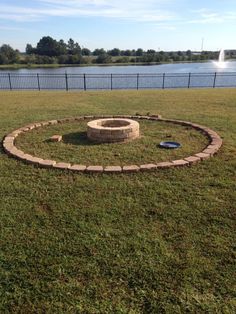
left=0, top=89, right=236, bottom=313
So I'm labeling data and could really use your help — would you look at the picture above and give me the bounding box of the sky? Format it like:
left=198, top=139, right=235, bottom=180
left=0, top=0, right=236, bottom=52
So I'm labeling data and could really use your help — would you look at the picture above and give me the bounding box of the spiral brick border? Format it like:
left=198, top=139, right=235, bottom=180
left=2, top=115, right=223, bottom=174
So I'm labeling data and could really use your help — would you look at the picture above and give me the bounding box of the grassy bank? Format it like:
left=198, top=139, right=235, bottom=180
left=0, top=89, right=236, bottom=313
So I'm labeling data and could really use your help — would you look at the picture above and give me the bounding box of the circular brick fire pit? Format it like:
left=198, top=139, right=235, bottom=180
left=87, top=118, right=139, bottom=143
left=2, top=114, right=223, bottom=174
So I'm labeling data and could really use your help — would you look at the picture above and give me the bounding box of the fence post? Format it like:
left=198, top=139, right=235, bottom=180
left=65, top=72, right=68, bottom=91
left=37, top=73, right=40, bottom=91
left=213, top=72, right=217, bottom=88
left=188, top=73, right=191, bottom=88
left=111, top=74, right=113, bottom=90
left=83, top=73, right=86, bottom=91
left=137, top=73, right=139, bottom=90
left=8, top=73, right=12, bottom=90
left=162, top=73, right=165, bottom=89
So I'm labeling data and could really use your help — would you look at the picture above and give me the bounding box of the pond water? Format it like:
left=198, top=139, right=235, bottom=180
left=1, top=61, right=236, bottom=90
left=1, top=61, right=236, bottom=74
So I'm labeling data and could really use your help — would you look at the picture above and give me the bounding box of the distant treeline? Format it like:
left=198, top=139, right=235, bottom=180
left=0, top=36, right=235, bottom=65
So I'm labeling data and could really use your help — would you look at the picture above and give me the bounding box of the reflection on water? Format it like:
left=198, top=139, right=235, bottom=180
left=1, top=61, right=236, bottom=75
left=212, top=61, right=228, bottom=69
left=1, top=61, right=236, bottom=90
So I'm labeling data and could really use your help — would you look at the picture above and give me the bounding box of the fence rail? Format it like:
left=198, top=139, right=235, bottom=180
left=0, top=72, right=236, bottom=91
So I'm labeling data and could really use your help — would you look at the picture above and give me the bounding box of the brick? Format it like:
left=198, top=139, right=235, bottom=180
left=137, top=116, right=149, bottom=120
left=86, top=165, right=104, bottom=173
left=202, top=148, right=216, bottom=156
left=69, top=164, right=87, bottom=172
left=48, top=120, right=58, bottom=125
left=12, top=149, right=26, bottom=159
left=34, top=123, right=42, bottom=128
left=41, top=121, right=50, bottom=126
left=38, top=159, right=56, bottom=168
left=53, top=162, right=71, bottom=169
left=21, top=154, right=39, bottom=163
left=84, top=115, right=95, bottom=119
left=156, top=161, right=174, bottom=168
left=3, top=143, right=14, bottom=154
left=23, top=156, right=43, bottom=164
left=7, top=131, right=21, bottom=137
left=57, top=117, right=75, bottom=123
left=205, top=144, right=219, bottom=152
left=194, top=152, right=211, bottom=160
left=100, top=115, right=113, bottom=118
left=164, top=119, right=186, bottom=125
left=122, top=165, right=140, bottom=172
left=104, top=166, right=122, bottom=173
left=100, top=129, right=112, bottom=135
left=50, top=135, right=62, bottom=142
left=150, top=114, right=162, bottom=119
left=18, top=127, right=30, bottom=132
left=190, top=123, right=207, bottom=130
left=74, top=116, right=84, bottom=121
left=172, top=159, right=189, bottom=166
left=184, top=156, right=201, bottom=164
left=140, top=164, right=157, bottom=171
left=115, top=115, right=132, bottom=118
left=211, top=138, right=223, bottom=146
left=3, top=137, right=15, bottom=144
left=24, top=124, right=35, bottom=130
left=6, top=147, right=19, bottom=155
left=207, top=130, right=219, bottom=138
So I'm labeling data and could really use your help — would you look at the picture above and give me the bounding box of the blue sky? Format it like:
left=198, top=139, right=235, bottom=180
left=0, top=0, right=236, bottom=52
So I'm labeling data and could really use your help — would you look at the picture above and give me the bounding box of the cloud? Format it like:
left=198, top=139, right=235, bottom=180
left=1, top=0, right=236, bottom=29
left=0, top=25, right=25, bottom=31
left=187, top=9, right=236, bottom=24
left=0, top=0, right=176, bottom=23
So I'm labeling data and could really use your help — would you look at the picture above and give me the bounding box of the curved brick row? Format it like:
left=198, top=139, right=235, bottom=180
left=2, top=115, right=222, bottom=174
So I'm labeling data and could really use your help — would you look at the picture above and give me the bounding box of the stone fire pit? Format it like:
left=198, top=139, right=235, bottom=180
left=87, top=118, right=139, bottom=143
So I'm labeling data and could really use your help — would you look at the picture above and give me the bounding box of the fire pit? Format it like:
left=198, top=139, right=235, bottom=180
left=87, top=118, right=139, bottom=143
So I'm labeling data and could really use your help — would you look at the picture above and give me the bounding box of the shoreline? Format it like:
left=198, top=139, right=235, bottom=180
left=0, top=60, right=212, bottom=70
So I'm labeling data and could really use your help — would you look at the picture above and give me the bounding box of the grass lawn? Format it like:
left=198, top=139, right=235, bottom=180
left=0, top=89, right=236, bottom=313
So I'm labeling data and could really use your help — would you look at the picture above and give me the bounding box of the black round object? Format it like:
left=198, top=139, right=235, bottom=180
left=159, top=141, right=181, bottom=149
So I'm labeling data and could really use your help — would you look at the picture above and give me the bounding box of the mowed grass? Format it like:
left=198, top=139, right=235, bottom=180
left=0, top=89, right=236, bottom=313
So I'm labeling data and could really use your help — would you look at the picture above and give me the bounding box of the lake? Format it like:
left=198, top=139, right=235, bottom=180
left=2, top=60, right=236, bottom=74
left=1, top=61, right=236, bottom=90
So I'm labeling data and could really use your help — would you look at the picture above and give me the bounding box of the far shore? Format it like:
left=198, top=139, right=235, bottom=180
left=0, top=60, right=213, bottom=70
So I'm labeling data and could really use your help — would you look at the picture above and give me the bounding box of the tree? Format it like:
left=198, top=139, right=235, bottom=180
left=0, top=44, right=19, bottom=63
left=67, top=54, right=83, bottom=64
left=0, top=54, right=8, bottom=65
left=57, top=39, right=67, bottom=55
left=36, top=36, right=60, bottom=56
left=186, top=50, right=192, bottom=60
left=96, top=53, right=112, bottom=64
left=81, top=48, right=91, bottom=56
left=123, top=49, right=132, bottom=56
left=93, top=48, right=106, bottom=56
left=67, top=38, right=81, bottom=55
left=136, top=48, right=143, bottom=56
left=24, top=54, right=37, bottom=64
left=25, top=44, right=35, bottom=54
left=107, top=48, right=120, bottom=56
left=147, top=49, right=156, bottom=54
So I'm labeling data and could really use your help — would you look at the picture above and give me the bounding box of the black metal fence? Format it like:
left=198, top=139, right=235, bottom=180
left=0, top=72, right=236, bottom=90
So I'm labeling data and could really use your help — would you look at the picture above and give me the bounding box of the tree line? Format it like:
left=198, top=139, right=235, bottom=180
left=0, top=36, right=234, bottom=65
